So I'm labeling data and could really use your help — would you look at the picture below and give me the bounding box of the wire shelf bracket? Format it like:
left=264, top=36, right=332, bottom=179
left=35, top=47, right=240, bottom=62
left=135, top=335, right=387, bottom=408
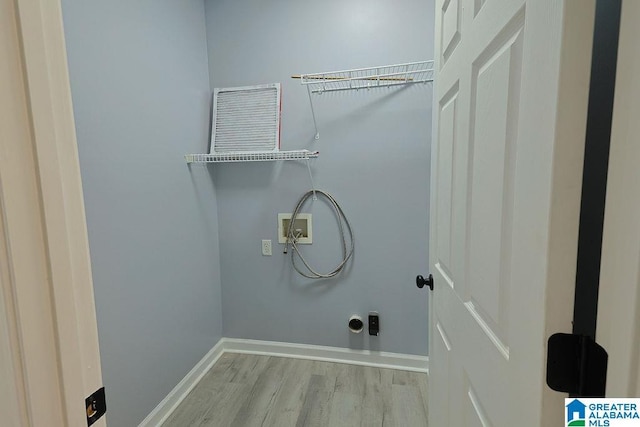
left=185, top=150, right=319, bottom=164
left=305, top=157, right=317, bottom=200
left=293, top=60, right=434, bottom=139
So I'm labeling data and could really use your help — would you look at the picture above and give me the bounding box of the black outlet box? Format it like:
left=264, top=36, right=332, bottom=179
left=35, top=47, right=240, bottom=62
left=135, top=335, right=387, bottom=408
left=369, top=312, right=379, bottom=336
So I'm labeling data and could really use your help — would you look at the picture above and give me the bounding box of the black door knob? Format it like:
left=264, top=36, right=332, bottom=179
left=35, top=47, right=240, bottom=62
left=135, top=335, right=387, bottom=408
left=416, top=274, right=434, bottom=291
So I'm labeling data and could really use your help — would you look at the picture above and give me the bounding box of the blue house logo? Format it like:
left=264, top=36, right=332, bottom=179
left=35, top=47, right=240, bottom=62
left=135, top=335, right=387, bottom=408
left=566, top=399, right=586, bottom=426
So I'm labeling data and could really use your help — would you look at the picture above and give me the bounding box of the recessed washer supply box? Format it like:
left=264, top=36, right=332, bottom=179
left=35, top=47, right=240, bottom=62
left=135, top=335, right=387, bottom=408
left=278, top=213, right=312, bottom=244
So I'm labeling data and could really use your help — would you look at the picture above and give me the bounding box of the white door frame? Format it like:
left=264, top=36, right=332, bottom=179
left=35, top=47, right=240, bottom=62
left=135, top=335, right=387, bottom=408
left=597, top=0, right=640, bottom=397
left=0, top=0, right=104, bottom=426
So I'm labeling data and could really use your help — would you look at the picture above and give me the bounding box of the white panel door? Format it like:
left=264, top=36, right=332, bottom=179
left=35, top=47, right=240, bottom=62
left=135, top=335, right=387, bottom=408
left=428, top=0, right=594, bottom=425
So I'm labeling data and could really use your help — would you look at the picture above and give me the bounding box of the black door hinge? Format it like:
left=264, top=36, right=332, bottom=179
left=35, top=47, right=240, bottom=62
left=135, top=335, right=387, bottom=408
left=85, top=387, right=106, bottom=426
left=546, top=333, right=608, bottom=397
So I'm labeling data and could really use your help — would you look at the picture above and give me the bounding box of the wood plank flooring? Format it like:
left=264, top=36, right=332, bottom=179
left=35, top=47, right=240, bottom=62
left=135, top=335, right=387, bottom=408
left=162, top=353, right=428, bottom=427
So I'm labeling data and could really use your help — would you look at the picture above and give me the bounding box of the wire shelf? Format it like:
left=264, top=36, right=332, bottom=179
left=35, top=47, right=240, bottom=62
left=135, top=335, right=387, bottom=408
left=185, top=150, right=319, bottom=164
left=295, top=61, right=434, bottom=94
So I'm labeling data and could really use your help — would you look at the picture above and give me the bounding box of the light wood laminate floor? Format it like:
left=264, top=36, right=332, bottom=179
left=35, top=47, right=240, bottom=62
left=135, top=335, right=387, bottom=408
left=162, top=353, right=429, bottom=427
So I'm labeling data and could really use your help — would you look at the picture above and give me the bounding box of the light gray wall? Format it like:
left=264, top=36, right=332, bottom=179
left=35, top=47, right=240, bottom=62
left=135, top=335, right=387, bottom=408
left=206, top=0, right=434, bottom=355
left=61, top=1, right=222, bottom=425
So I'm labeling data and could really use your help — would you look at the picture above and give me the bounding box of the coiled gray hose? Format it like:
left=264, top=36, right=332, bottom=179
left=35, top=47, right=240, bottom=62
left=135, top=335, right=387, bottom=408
left=285, top=190, right=354, bottom=279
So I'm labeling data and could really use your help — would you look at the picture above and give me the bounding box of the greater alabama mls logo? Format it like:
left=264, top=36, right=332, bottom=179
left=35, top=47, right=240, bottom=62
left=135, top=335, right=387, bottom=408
left=566, top=398, right=640, bottom=426
left=567, top=399, right=587, bottom=426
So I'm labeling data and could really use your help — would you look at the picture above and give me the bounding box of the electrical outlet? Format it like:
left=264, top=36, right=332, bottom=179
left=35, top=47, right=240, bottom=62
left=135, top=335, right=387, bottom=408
left=369, top=312, right=379, bottom=336
left=262, top=239, right=272, bottom=256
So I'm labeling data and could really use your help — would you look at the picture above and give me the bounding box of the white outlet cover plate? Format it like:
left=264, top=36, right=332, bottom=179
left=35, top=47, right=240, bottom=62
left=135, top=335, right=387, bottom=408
left=261, top=239, right=272, bottom=256
left=278, top=213, right=312, bottom=244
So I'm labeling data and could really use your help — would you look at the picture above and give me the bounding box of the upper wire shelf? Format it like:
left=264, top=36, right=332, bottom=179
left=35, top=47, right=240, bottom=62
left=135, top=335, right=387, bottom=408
left=293, top=60, right=434, bottom=139
left=185, top=150, right=319, bottom=164
left=293, top=61, right=434, bottom=94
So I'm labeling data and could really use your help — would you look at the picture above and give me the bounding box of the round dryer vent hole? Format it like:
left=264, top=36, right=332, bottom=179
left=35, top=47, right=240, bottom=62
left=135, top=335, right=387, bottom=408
left=348, top=315, right=364, bottom=333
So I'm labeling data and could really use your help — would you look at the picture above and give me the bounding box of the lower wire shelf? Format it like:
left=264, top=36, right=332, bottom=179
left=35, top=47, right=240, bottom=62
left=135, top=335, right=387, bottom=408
left=185, top=150, right=319, bottom=164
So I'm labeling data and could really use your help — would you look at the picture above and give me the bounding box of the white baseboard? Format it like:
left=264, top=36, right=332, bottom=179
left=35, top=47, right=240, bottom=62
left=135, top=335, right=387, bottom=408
left=138, top=340, right=225, bottom=427
left=140, top=338, right=428, bottom=426
left=221, top=338, right=429, bottom=373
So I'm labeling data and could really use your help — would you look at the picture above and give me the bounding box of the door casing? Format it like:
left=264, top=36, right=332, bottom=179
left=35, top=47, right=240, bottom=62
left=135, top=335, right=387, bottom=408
left=597, top=0, right=640, bottom=397
left=0, top=0, right=104, bottom=425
